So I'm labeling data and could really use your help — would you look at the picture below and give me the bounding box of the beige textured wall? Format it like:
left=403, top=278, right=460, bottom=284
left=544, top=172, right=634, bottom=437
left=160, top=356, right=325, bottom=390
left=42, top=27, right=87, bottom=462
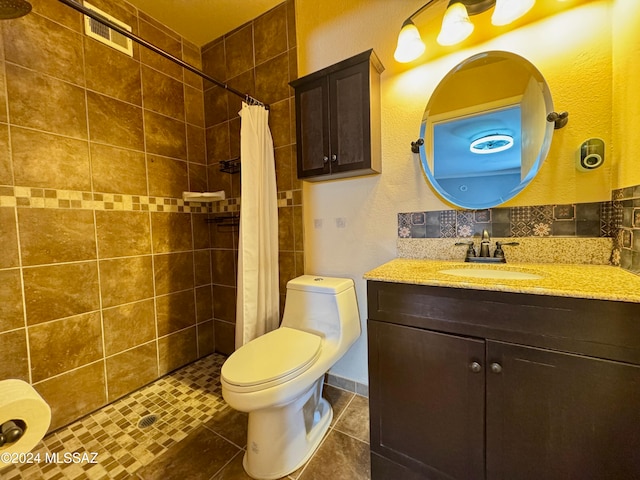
left=613, top=0, right=640, bottom=188
left=0, top=0, right=212, bottom=431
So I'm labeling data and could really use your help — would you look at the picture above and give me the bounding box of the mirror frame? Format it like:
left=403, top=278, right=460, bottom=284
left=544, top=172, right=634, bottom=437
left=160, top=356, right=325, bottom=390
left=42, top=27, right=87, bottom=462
left=419, top=50, right=554, bottom=209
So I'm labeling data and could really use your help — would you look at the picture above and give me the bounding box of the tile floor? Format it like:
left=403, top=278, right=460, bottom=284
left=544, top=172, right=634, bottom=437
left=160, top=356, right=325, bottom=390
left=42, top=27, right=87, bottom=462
left=1, top=354, right=371, bottom=480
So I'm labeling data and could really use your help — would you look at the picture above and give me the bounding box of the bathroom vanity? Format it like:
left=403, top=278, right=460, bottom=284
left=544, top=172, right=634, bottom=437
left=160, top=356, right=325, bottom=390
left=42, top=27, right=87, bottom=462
left=365, top=259, right=640, bottom=480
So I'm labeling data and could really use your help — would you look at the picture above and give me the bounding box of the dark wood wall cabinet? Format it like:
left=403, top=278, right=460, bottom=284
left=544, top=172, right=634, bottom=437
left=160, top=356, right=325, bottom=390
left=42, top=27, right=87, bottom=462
left=367, top=280, right=640, bottom=480
left=290, top=49, right=384, bottom=181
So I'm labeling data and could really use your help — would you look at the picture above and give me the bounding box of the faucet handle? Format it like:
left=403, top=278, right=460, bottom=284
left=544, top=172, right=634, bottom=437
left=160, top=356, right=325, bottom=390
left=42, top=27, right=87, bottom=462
left=493, top=241, right=520, bottom=259
left=455, top=241, right=476, bottom=259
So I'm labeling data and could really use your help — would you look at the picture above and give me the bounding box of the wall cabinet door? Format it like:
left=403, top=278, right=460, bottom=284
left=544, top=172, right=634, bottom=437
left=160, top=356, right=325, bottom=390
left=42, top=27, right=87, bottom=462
left=486, top=341, right=640, bottom=480
left=368, top=320, right=485, bottom=480
left=328, top=61, right=371, bottom=175
left=295, top=75, right=330, bottom=178
left=291, top=49, right=382, bottom=181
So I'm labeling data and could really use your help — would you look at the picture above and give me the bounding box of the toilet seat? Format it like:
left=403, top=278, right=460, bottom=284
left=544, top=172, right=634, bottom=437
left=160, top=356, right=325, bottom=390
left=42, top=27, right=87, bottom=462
left=221, top=327, right=322, bottom=392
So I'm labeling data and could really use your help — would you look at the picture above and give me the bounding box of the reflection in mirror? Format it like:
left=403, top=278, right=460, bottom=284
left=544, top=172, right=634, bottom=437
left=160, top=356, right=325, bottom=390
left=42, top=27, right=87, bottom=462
left=419, top=51, right=554, bottom=209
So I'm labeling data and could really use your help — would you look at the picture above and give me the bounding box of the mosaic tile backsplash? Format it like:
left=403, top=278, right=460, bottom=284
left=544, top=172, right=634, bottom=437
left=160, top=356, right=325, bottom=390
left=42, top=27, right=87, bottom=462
left=398, top=202, right=617, bottom=240
left=398, top=184, right=640, bottom=275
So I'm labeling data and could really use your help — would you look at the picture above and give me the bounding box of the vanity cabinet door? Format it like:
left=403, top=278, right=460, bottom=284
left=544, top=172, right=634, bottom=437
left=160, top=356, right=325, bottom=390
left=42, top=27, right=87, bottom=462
left=368, top=320, right=485, bottom=480
left=486, top=341, right=640, bottom=480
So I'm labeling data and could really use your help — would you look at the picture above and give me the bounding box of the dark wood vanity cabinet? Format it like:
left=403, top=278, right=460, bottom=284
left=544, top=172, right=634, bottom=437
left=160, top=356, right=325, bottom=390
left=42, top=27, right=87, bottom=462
left=367, top=281, right=640, bottom=480
left=290, top=49, right=383, bottom=181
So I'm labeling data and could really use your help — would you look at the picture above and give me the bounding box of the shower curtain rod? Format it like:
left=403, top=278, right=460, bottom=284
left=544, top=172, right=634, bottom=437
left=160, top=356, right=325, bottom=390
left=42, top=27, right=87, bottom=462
left=57, top=0, right=269, bottom=109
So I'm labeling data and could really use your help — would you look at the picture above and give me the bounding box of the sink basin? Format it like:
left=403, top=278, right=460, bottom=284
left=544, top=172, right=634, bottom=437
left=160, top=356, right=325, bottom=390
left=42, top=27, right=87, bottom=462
left=438, top=268, right=543, bottom=280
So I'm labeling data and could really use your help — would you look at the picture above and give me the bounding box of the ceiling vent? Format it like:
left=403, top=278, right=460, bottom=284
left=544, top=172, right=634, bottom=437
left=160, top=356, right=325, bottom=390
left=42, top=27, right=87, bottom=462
left=83, top=1, right=133, bottom=57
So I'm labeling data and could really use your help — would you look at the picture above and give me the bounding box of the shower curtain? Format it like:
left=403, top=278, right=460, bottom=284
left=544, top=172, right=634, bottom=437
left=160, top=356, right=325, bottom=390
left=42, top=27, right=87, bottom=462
left=236, top=102, right=280, bottom=348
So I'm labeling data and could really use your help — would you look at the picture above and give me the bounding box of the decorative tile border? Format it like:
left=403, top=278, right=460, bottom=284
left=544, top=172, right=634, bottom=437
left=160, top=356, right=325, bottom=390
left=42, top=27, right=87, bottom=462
left=0, top=186, right=209, bottom=213
left=211, top=196, right=240, bottom=214
left=208, top=190, right=302, bottom=214
left=398, top=201, right=616, bottom=240
left=0, top=186, right=301, bottom=214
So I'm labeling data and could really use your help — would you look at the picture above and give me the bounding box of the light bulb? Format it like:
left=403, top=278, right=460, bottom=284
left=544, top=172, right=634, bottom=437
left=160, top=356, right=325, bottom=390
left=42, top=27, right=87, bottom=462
left=437, top=2, right=474, bottom=46
left=394, top=20, right=426, bottom=63
left=492, top=0, right=535, bottom=26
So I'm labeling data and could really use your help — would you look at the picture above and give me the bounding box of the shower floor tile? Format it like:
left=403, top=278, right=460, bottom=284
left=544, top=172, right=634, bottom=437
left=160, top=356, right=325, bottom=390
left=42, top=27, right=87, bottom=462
left=1, top=353, right=370, bottom=480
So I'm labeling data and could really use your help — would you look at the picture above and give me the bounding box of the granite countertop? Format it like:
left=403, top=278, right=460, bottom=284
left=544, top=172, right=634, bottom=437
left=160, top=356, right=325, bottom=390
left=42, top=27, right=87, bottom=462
left=364, top=258, right=640, bottom=303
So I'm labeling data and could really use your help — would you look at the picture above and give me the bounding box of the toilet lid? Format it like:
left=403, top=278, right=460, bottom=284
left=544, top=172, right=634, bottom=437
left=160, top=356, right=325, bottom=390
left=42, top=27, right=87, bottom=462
left=221, top=327, right=322, bottom=389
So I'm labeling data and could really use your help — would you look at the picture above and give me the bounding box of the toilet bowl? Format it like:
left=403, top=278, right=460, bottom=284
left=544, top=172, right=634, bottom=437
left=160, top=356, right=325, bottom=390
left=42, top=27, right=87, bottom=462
left=221, top=275, right=361, bottom=479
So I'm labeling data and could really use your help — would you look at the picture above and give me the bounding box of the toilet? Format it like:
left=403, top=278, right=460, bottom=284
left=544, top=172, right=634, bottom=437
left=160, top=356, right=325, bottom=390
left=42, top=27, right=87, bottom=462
left=220, top=275, right=361, bottom=479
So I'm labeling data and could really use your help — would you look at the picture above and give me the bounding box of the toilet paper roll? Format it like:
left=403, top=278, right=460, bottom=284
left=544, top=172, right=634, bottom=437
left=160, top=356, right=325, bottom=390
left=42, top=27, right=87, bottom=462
left=0, top=379, right=51, bottom=467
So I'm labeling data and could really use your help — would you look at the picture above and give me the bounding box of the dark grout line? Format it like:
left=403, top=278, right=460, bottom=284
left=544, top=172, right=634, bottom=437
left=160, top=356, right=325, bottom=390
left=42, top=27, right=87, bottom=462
left=207, top=449, right=244, bottom=480
left=202, top=421, right=245, bottom=450
left=329, top=390, right=356, bottom=427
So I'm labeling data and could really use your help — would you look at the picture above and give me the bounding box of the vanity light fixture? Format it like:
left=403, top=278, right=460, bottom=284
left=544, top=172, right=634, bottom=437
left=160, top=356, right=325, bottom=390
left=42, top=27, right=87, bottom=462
left=394, top=19, right=426, bottom=62
left=469, top=134, right=514, bottom=154
left=394, top=0, right=536, bottom=63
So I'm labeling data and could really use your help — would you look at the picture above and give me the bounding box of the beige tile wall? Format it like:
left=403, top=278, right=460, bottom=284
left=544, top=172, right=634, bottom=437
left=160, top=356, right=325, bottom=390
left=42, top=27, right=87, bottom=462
left=202, top=0, right=303, bottom=354
left=0, top=0, right=216, bottom=431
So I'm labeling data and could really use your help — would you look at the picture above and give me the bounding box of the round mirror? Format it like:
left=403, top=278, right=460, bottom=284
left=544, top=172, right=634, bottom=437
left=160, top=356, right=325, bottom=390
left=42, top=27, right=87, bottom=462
left=419, top=51, right=554, bottom=209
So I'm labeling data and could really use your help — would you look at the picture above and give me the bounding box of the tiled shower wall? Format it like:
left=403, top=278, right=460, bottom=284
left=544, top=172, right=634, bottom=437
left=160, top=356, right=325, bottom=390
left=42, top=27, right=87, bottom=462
left=0, top=0, right=220, bottom=432
left=1, top=0, right=302, bottom=432
left=201, top=0, right=303, bottom=354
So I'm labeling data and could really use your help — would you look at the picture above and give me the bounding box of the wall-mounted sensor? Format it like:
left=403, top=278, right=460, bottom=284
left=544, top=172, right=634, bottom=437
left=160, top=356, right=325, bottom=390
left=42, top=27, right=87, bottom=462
left=578, top=138, right=605, bottom=171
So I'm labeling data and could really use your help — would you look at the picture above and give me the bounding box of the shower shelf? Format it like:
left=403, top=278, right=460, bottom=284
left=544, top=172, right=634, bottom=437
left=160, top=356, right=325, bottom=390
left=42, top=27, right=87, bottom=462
left=219, top=159, right=241, bottom=174
left=206, top=213, right=239, bottom=226
left=182, top=191, right=226, bottom=203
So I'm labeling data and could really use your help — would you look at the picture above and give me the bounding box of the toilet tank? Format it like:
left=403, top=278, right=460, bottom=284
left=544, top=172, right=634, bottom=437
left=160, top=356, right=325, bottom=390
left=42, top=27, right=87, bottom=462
left=280, top=275, right=360, bottom=348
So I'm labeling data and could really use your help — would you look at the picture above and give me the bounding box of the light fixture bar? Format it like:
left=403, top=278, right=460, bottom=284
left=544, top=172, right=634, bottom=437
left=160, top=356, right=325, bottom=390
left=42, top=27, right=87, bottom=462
left=459, top=0, right=496, bottom=16
left=394, top=0, right=537, bottom=63
left=405, top=0, right=439, bottom=23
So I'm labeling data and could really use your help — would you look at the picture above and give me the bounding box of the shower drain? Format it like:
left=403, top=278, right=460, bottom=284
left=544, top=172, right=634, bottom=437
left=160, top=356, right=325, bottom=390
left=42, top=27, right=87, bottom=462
left=137, top=414, right=158, bottom=429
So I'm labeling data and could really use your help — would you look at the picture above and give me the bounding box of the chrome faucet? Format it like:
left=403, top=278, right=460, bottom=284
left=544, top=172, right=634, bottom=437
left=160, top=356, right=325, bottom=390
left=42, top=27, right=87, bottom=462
left=479, top=229, right=491, bottom=257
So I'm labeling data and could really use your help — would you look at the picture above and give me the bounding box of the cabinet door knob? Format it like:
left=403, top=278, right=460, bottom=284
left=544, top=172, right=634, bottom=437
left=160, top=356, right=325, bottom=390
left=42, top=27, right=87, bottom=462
left=469, top=361, right=482, bottom=373
left=331, top=154, right=337, bottom=162
left=323, top=156, right=329, bottom=164
left=490, top=362, right=503, bottom=374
